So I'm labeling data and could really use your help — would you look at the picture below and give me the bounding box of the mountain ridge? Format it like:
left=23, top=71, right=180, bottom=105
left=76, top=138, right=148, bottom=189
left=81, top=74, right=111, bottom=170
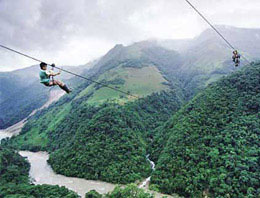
left=150, top=63, right=260, bottom=197
left=2, top=26, right=260, bottom=197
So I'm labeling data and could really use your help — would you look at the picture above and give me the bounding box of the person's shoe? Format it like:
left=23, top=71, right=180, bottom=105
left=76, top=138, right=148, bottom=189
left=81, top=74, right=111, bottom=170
left=61, top=85, right=71, bottom=94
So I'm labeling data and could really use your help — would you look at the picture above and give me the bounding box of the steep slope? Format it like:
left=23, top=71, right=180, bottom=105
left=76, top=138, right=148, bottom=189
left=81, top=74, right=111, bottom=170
left=3, top=26, right=256, bottom=129
left=76, top=65, right=169, bottom=104
left=5, top=42, right=185, bottom=184
left=180, top=25, right=260, bottom=74
left=47, top=91, right=182, bottom=184
left=0, top=64, right=90, bottom=129
left=0, top=146, right=79, bottom=197
left=150, top=63, right=260, bottom=197
left=0, top=66, right=49, bottom=129
left=83, top=41, right=183, bottom=92
left=161, top=25, right=260, bottom=69
left=91, top=41, right=182, bottom=75
left=0, top=83, right=49, bottom=129
left=4, top=42, right=183, bottom=150
left=159, top=26, right=260, bottom=98
left=72, top=41, right=184, bottom=106
left=6, top=30, right=258, bottom=188
left=0, top=65, right=40, bottom=103
left=6, top=91, right=183, bottom=184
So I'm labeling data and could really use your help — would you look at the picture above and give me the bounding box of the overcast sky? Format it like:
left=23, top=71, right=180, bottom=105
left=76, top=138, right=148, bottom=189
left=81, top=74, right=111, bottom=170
left=0, top=0, right=260, bottom=71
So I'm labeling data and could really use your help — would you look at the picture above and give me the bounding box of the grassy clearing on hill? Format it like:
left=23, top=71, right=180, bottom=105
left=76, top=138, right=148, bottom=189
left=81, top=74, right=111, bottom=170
left=76, top=66, right=169, bottom=105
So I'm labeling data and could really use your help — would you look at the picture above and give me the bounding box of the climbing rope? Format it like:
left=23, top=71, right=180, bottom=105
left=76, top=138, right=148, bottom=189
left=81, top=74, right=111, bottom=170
left=183, top=0, right=251, bottom=64
left=0, top=44, right=139, bottom=99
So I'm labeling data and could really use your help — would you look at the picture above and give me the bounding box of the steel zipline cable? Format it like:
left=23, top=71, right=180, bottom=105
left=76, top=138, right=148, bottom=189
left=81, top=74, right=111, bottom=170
left=184, top=0, right=251, bottom=64
left=0, top=1, right=253, bottom=95
left=0, top=44, right=139, bottom=99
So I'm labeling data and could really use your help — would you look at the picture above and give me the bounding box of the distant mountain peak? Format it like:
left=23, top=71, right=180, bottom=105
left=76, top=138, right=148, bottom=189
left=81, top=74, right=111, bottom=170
left=107, top=44, right=124, bottom=54
left=113, top=44, right=124, bottom=49
left=130, top=40, right=159, bottom=49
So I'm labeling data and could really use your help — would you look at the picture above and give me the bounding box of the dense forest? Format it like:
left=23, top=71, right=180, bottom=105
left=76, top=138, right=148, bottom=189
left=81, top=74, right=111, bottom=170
left=0, top=146, right=168, bottom=197
left=150, top=63, right=260, bottom=197
left=0, top=63, right=90, bottom=129
left=0, top=82, right=49, bottom=129
left=85, top=184, right=156, bottom=198
left=1, top=29, right=245, bottom=129
left=2, top=31, right=260, bottom=198
left=6, top=91, right=183, bottom=184
left=0, top=146, right=79, bottom=198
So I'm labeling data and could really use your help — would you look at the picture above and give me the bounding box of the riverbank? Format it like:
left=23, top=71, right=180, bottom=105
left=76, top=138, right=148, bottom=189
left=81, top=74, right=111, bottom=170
left=0, top=90, right=179, bottom=198
left=19, top=151, right=176, bottom=198
left=19, top=151, right=116, bottom=197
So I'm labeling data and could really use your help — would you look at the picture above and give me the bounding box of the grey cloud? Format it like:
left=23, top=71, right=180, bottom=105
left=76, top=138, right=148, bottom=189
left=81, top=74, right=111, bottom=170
left=0, top=0, right=260, bottom=71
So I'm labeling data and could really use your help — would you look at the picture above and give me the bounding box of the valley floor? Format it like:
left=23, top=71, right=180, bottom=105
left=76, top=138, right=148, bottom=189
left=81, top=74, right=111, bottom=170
left=19, top=151, right=115, bottom=197
left=19, top=151, right=177, bottom=198
left=0, top=91, right=180, bottom=198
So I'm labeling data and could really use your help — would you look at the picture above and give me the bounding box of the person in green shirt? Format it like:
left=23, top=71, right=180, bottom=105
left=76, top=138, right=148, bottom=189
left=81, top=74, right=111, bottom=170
left=39, top=62, right=71, bottom=93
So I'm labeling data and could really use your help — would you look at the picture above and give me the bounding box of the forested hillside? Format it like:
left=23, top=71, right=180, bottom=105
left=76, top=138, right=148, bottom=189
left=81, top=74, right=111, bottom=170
left=0, top=66, right=49, bottom=129
left=159, top=26, right=260, bottom=98
left=150, top=63, right=260, bottom=197
left=85, top=184, right=154, bottom=198
left=3, top=38, right=188, bottom=184
left=0, top=146, right=79, bottom=197
left=6, top=91, right=183, bottom=184
left=0, top=64, right=90, bottom=129
left=2, top=26, right=258, bottom=129
left=3, top=26, right=260, bottom=197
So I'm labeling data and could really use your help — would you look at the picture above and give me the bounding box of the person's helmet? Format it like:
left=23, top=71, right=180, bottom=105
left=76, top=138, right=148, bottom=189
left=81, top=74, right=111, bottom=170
left=233, top=50, right=238, bottom=54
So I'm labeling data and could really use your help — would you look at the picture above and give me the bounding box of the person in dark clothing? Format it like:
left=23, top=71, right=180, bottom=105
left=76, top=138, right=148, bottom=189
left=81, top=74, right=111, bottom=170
left=39, top=62, right=71, bottom=93
left=232, top=50, right=241, bottom=67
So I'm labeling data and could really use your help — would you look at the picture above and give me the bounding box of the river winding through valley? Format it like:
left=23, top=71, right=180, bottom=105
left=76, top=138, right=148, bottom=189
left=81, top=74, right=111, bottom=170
left=0, top=90, right=175, bottom=198
left=19, top=151, right=115, bottom=197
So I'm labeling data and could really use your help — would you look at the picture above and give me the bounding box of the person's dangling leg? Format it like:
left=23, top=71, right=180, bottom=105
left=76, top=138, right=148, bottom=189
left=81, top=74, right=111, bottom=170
left=235, top=58, right=239, bottom=67
left=52, top=80, right=71, bottom=93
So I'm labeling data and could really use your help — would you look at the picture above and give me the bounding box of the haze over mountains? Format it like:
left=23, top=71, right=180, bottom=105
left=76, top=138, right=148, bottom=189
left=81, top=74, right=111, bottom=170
left=1, top=26, right=259, bottom=129
left=0, top=63, right=93, bottom=129
left=1, top=26, right=260, bottom=197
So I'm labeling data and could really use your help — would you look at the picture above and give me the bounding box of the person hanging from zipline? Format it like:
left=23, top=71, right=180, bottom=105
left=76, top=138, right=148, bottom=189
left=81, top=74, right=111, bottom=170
left=39, top=62, right=71, bottom=93
left=232, top=50, right=241, bottom=67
